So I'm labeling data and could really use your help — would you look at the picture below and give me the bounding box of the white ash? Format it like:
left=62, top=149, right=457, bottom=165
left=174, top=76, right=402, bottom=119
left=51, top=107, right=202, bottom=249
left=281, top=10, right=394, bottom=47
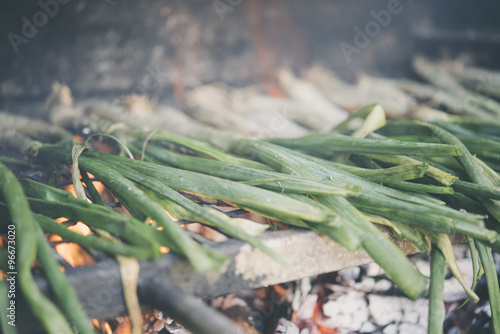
left=474, top=303, right=492, bottom=317
left=365, top=262, right=384, bottom=277
left=274, top=318, right=300, bottom=334
left=284, top=245, right=480, bottom=334
left=382, top=323, right=399, bottom=334
left=402, top=323, right=428, bottom=334
left=359, top=321, right=378, bottom=333
left=368, top=295, right=404, bottom=326
left=321, top=290, right=369, bottom=332
left=294, top=294, right=317, bottom=321
left=338, top=266, right=361, bottom=284
left=373, top=279, right=392, bottom=291
left=292, top=278, right=312, bottom=313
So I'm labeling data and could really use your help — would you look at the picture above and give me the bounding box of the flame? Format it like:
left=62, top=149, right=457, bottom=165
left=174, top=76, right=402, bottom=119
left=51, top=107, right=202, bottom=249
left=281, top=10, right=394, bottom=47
left=63, top=183, right=78, bottom=198
left=68, top=222, right=92, bottom=236
left=186, top=223, right=227, bottom=242
left=48, top=234, right=62, bottom=242
left=273, top=284, right=287, bottom=298
left=102, top=321, right=113, bottom=334
left=55, top=243, right=95, bottom=267
left=62, top=172, right=106, bottom=202
left=160, top=247, right=170, bottom=254
left=51, top=218, right=94, bottom=267
left=91, top=319, right=100, bottom=329
left=48, top=217, right=68, bottom=242
left=86, top=172, right=105, bottom=195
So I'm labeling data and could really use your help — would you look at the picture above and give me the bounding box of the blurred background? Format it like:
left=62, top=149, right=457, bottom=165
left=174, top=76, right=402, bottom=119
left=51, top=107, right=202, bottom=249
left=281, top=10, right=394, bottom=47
left=2, top=0, right=500, bottom=111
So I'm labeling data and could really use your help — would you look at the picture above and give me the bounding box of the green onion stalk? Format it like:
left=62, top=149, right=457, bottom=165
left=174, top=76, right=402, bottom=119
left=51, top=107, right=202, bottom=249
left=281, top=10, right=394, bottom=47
left=55, top=106, right=500, bottom=301
left=131, top=125, right=487, bottom=242
left=0, top=162, right=81, bottom=334
left=428, top=245, right=446, bottom=334
left=1, top=105, right=499, bottom=305
left=0, top=111, right=424, bottom=299
left=115, top=108, right=500, bottom=304
left=230, top=138, right=430, bottom=299
left=0, top=113, right=337, bottom=267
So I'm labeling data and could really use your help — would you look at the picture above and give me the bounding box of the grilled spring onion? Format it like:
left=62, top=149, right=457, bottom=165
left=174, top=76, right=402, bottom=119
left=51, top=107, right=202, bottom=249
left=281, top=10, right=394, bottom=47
left=82, top=157, right=286, bottom=265
left=405, top=121, right=500, bottom=223
left=30, top=139, right=229, bottom=272
left=428, top=245, right=446, bottom=334
left=87, top=151, right=336, bottom=224
left=34, top=213, right=155, bottom=259
left=263, top=143, right=490, bottom=238
left=75, top=154, right=228, bottom=272
left=34, top=222, right=96, bottom=334
left=360, top=153, right=458, bottom=186
left=145, top=131, right=272, bottom=170
left=232, top=138, right=429, bottom=300
left=476, top=242, right=500, bottom=333
left=132, top=141, right=361, bottom=197
left=321, top=161, right=429, bottom=183
left=0, top=162, right=74, bottom=334
left=2, top=106, right=500, bottom=326
left=363, top=213, right=428, bottom=253
left=0, top=201, right=156, bottom=260
left=268, top=133, right=462, bottom=157
left=21, top=180, right=162, bottom=258
left=331, top=103, right=386, bottom=163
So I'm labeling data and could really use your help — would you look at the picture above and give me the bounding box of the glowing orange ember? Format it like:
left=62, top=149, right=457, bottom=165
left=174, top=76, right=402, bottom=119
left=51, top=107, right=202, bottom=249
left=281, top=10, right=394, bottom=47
left=62, top=172, right=107, bottom=202
left=273, top=285, right=287, bottom=298
left=55, top=243, right=95, bottom=267
left=68, top=222, right=92, bottom=236
left=91, top=319, right=100, bottom=329
left=63, top=182, right=78, bottom=198
left=51, top=217, right=94, bottom=267
left=48, top=234, right=62, bottom=242
left=102, top=321, right=113, bottom=334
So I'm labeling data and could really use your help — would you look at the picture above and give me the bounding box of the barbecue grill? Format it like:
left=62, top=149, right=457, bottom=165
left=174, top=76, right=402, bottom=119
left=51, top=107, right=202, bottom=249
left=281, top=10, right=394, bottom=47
left=1, top=1, right=500, bottom=333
